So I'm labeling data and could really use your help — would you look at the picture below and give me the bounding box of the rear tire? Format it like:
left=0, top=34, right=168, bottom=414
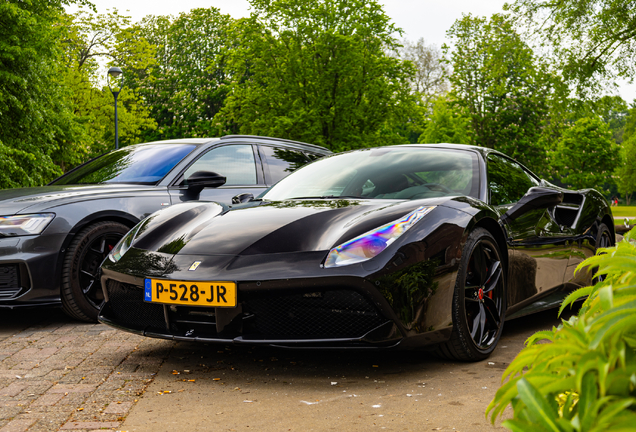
left=592, top=222, right=612, bottom=283
left=595, top=223, right=612, bottom=250
left=435, top=228, right=506, bottom=361
left=61, top=221, right=129, bottom=322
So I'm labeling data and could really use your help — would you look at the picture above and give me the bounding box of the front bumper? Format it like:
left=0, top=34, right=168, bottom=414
left=0, top=234, right=65, bottom=306
left=98, top=273, right=405, bottom=348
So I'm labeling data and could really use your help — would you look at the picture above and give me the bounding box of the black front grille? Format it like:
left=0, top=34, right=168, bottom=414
left=0, top=264, right=20, bottom=298
left=106, top=280, right=166, bottom=331
left=245, top=290, right=387, bottom=339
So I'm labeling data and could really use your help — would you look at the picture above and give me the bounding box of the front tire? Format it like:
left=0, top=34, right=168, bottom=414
left=436, top=228, right=506, bottom=361
left=61, top=221, right=129, bottom=322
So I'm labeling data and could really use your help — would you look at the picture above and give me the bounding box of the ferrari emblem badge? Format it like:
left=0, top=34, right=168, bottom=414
left=188, top=261, right=201, bottom=271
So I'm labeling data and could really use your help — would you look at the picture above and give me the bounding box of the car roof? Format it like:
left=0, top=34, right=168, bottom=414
left=134, top=135, right=331, bottom=154
left=221, top=135, right=331, bottom=154
left=140, top=138, right=221, bottom=145
left=383, top=143, right=540, bottom=180
left=393, top=143, right=501, bottom=157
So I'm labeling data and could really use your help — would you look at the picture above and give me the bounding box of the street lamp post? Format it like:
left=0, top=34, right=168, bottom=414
left=107, top=66, right=123, bottom=150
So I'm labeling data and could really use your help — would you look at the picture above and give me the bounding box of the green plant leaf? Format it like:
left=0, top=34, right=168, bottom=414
left=590, top=311, right=636, bottom=349
left=526, top=330, right=556, bottom=346
left=579, top=371, right=599, bottom=430
left=599, top=285, right=614, bottom=310
left=559, top=286, right=594, bottom=316
left=591, top=397, right=636, bottom=431
left=516, top=378, right=561, bottom=432
left=502, top=419, right=552, bottom=432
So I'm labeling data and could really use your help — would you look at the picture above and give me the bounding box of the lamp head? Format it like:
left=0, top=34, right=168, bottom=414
left=108, top=66, right=123, bottom=78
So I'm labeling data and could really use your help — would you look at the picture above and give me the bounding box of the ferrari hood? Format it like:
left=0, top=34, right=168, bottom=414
left=132, top=197, right=458, bottom=256
left=0, top=184, right=157, bottom=215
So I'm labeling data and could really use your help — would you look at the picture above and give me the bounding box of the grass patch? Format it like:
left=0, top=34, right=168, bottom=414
left=611, top=206, right=636, bottom=217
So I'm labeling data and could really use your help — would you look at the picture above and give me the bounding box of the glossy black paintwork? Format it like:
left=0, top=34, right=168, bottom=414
left=0, top=136, right=330, bottom=308
left=100, top=201, right=471, bottom=346
left=99, top=144, right=614, bottom=349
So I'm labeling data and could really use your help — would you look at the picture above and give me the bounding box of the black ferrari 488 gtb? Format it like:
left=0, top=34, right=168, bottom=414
left=99, top=144, right=614, bottom=361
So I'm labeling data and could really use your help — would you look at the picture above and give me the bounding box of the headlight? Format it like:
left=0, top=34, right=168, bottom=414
left=0, top=214, right=55, bottom=236
left=324, top=206, right=436, bottom=268
left=108, top=222, right=145, bottom=263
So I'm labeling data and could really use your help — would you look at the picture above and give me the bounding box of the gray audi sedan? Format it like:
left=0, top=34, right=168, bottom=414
left=0, top=135, right=329, bottom=321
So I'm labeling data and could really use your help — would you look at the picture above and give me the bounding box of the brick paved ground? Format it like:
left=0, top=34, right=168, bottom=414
left=0, top=309, right=174, bottom=432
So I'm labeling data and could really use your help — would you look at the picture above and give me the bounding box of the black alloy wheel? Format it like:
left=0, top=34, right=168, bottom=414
left=436, top=227, right=506, bottom=361
left=592, top=222, right=612, bottom=283
left=61, top=221, right=129, bottom=322
left=596, top=223, right=612, bottom=250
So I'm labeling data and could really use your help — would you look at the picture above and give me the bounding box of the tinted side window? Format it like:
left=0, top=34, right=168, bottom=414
left=53, top=144, right=196, bottom=185
left=182, top=145, right=257, bottom=186
left=488, top=154, right=539, bottom=205
left=260, top=146, right=310, bottom=184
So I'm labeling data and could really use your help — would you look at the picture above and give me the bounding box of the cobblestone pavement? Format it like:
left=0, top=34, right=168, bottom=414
left=0, top=308, right=174, bottom=432
left=1, top=306, right=569, bottom=432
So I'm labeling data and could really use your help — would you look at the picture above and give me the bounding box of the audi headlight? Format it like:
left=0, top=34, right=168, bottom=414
left=324, top=206, right=436, bottom=268
left=0, top=214, right=55, bottom=236
left=108, top=222, right=145, bottom=263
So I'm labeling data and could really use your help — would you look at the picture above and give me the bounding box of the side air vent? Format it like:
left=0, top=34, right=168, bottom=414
left=553, top=193, right=584, bottom=228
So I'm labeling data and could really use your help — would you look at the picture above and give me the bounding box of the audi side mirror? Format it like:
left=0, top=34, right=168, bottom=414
left=186, top=171, right=226, bottom=193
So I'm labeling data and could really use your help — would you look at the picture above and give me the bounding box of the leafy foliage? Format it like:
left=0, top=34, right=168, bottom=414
left=506, top=0, right=636, bottom=94
left=0, top=0, right=84, bottom=187
left=570, top=96, right=629, bottom=144
left=553, top=117, right=618, bottom=190
left=60, top=8, right=157, bottom=159
left=615, top=134, right=636, bottom=205
left=487, top=228, right=636, bottom=431
left=444, top=14, right=560, bottom=173
left=129, top=8, right=233, bottom=140
left=220, top=0, right=417, bottom=151
left=398, top=38, right=448, bottom=112
left=418, top=96, right=470, bottom=144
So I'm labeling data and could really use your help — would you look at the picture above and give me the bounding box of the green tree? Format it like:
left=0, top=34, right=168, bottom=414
left=0, top=0, right=89, bottom=188
left=418, top=96, right=470, bottom=144
left=399, top=38, right=448, bottom=112
left=129, top=8, right=233, bottom=140
left=506, top=0, right=636, bottom=94
left=220, top=0, right=417, bottom=151
left=553, top=117, right=618, bottom=190
left=445, top=14, right=559, bottom=173
left=393, top=38, right=448, bottom=143
left=624, top=104, right=636, bottom=142
left=570, top=95, right=629, bottom=143
left=60, top=8, right=157, bottom=160
left=616, top=134, right=636, bottom=205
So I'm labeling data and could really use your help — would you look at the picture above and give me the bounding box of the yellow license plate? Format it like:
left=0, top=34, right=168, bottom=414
left=144, top=278, right=237, bottom=307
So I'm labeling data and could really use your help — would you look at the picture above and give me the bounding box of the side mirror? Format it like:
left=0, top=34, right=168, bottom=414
left=232, top=193, right=254, bottom=204
left=186, top=171, right=226, bottom=194
left=501, top=187, right=563, bottom=223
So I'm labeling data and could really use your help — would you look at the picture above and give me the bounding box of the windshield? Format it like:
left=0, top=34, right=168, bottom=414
left=262, top=147, right=480, bottom=201
left=52, top=144, right=196, bottom=186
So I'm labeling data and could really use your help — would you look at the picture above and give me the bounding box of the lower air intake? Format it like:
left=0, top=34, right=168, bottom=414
left=246, top=290, right=388, bottom=339
left=105, top=280, right=166, bottom=331
left=0, top=264, right=20, bottom=299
